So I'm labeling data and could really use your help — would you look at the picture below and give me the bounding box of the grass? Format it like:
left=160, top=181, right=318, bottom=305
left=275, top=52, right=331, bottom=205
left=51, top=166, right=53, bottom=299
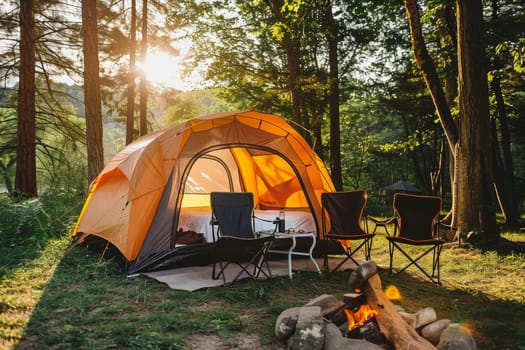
left=1, top=222, right=525, bottom=349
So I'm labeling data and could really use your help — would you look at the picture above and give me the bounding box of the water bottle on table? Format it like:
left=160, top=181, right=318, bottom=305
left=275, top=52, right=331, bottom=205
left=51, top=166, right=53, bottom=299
left=278, top=208, right=286, bottom=233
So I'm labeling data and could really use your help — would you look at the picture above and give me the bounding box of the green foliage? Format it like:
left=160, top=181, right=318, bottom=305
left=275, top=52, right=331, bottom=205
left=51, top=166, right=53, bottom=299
left=0, top=190, right=83, bottom=243
left=0, top=197, right=51, bottom=239
left=0, top=85, right=88, bottom=195
left=159, top=89, right=234, bottom=127
left=38, top=190, right=86, bottom=236
left=2, top=0, right=525, bottom=214
left=0, top=108, right=17, bottom=194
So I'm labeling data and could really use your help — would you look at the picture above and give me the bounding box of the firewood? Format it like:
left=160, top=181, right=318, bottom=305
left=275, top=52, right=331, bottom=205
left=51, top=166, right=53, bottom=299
left=348, top=261, right=377, bottom=290
left=362, top=274, right=437, bottom=350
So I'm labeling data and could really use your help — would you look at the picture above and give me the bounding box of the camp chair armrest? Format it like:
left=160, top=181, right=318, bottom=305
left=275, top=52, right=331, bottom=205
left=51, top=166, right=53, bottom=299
left=253, top=215, right=279, bottom=233
left=436, top=220, right=457, bottom=234
left=210, top=218, right=220, bottom=242
left=435, top=220, right=458, bottom=240
left=437, top=221, right=456, bottom=231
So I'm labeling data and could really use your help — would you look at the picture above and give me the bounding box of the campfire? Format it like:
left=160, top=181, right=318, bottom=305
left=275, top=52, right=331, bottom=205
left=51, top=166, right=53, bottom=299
left=274, top=262, right=477, bottom=350
left=344, top=302, right=378, bottom=331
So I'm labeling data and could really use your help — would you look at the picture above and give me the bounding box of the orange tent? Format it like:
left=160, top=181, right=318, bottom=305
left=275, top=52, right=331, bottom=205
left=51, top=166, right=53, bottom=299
left=72, top=111, right=335, bottom=273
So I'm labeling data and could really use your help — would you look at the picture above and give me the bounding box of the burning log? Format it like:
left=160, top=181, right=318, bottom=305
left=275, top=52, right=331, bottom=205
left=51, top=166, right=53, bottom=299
left=349, top=262, right=437, bottom=350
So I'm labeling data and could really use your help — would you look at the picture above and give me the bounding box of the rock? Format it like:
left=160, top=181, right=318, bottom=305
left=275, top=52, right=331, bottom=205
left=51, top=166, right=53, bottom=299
left=399, top=307, right=437, bottom=329
left=415, top=307, right=437, bottom=328
left=306, top=294, right=345, bottom=318
left=437, top=323, right=477, bottom=350
left=288, top=306, right=325, bottom=350
left=322, top=322, right=345, bottom=350
left=275, top=307, right=300, bottom=341
left=421, top=319, right=451, bottom=345
left=323, top=322, right=384, bottom=350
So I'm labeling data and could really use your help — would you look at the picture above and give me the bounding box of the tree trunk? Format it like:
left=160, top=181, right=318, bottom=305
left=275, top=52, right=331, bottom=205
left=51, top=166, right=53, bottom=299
left=456, top=0, right=499, bottom=240
left=404, top=0, right=459, bottom=152
left=1, top=157, right=15, bottom=195
left=437, top=3, right=457, bottom=223
left=324, top=1, right=342, bottom=191
left=126, top=0, right=137, bottom=145
left=491, top=75, right=520, bottom=224
left=487, top=0, right=520, bottom=225
left=271, top=0, right=302, bottom=127
left=405, top=0, right=462, bottom=232
left=444, top=75, right=457, bottom=225
left=82, top=0, right=105, bottom=183
left=15, top=0, right=38, bottom=198
left=139, top=0, right=148, bottom=136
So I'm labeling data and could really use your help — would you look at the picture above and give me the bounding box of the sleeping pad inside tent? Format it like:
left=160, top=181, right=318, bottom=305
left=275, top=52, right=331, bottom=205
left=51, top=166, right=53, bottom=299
left=72, top=110, right=336, bottom=274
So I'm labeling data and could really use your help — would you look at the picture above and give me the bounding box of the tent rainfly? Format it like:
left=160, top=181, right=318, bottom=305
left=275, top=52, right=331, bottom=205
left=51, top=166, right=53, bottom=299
left=72, top=111, right=335, bottom=274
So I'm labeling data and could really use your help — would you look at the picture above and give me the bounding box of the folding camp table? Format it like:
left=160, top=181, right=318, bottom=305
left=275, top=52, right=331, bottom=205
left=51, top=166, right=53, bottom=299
left=265, top=231, right=321, bottom=278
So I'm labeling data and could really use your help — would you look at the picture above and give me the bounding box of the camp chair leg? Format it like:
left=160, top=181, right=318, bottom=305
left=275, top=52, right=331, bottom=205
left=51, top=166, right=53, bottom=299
left=229, top=250, right=271, bottom=284
left=330, top=254, right=361, bottom=273
left=432, top=244, right=443, bottom=283
left=212, top=260, right=229, bottom=285
left=323, top=254, right=328, bottom=271
left=253, top=260, right=271, bottom=279
left=213, top=243, right=272, bottom=286
left=330, top=238, right=370, bottom=272
left=230, top=262, right=257, bottom=284
left=390, top=243, right=441, bottom=284
left=251, top=245, right=272, bottom=280
left=389, top=241, right=442, bottom=284
left=364, top=238, right=373, bottom=260
left=388, top=241, right=395, bottom=277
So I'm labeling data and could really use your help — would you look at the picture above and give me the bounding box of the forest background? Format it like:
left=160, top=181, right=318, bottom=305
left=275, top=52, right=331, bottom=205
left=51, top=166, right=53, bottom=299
left=1, top=2, right=525, bottom=349
left=0, top=0, right=524, bottom=241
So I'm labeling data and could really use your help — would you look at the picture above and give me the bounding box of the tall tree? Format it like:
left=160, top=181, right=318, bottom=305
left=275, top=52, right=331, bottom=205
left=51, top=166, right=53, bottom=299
left=270, top=0, right=303, bottom=126
left=323, top=0, right=342, bottom=191
left=486, top=0, right=520, bottom=225
left=139, top=0, right=148, bottom=136
left=126, top=0, right=137, bottom=145
left=404, top=0, right=499, bottom=239
left=404, top=0, right=459, bottom=151
left=456, top=0, right=498, bottom=239
left=15, top=0, right=37, bottom=197
left=82, top=0, right=104, bottom=182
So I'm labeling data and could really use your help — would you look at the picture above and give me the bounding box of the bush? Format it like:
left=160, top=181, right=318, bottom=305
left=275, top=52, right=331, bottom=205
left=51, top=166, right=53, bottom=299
left=0, top=190, right=84, bottom=243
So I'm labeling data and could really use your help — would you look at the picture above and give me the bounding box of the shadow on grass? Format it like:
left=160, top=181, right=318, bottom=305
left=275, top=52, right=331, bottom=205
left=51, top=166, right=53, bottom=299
left=0, top=235, right=55, bottom=280
left=372, top=267, right=525, bottom=350
left=11, top=245, right=525, bottom=350
left=476, top=237, right=525, bottom=256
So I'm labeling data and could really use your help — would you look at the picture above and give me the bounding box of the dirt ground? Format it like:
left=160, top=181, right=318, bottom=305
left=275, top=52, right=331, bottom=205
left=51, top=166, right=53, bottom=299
left=183, top=333, right=285, bottom=350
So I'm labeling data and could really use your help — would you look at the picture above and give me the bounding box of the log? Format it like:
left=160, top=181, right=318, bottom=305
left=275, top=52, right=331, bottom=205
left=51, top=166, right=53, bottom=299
left=362, top=274, right=437, bottom=350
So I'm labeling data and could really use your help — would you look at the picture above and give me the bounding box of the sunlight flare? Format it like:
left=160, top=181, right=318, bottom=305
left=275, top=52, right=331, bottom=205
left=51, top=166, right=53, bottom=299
left=136, top=49, right=187, bottom=90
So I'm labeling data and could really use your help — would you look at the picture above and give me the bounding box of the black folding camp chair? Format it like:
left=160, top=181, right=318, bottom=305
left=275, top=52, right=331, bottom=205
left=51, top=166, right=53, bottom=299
left=387, top=193, right=446, bottom=284
left=210, top=192, right=273, bottom=285
left=321, top=190, right=375, bottom=272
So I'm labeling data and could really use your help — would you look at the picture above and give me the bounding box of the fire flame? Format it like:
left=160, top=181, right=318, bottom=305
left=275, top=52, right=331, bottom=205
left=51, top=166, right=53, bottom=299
left=344, top=304, right=378, bottom=331
left=385, top=285, right=402, bottom=301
